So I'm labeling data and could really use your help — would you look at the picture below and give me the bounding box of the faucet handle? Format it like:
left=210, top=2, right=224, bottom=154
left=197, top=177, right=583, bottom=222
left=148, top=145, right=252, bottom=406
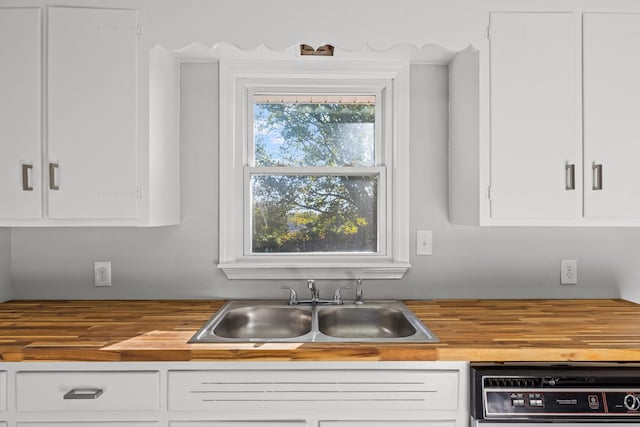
left=354, top=279, right=365, bottom=305
left=332, top=286, right=351, bottom=305
left=280, top=286, right=298, bottom=305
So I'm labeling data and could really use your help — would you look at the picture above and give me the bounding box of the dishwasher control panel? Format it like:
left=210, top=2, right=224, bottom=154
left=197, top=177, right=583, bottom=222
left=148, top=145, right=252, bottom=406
left=485, top=389, right=640, bottom=416
left=471, top=365, right=640, bottom=420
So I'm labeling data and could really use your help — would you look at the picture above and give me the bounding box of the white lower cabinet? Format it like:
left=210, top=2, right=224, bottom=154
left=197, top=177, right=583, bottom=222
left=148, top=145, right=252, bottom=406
left=0, top=370, right=5, bottom=427
left=320, top=423, right=455, bottom=427
left=0, top=371, right=6, bottom=412
left=17, top=424, right=158, bottom=427
left=1, top=361, right=468, bottom=427
left=170, top=423, right=305, bottom=427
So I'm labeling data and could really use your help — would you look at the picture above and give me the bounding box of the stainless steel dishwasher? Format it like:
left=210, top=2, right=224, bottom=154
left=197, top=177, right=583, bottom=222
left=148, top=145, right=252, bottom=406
left=471, top=364, right=640, bottom=426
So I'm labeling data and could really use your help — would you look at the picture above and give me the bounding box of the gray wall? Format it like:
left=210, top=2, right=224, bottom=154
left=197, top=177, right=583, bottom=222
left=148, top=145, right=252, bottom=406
left=0, top=228, right=12, bottom=301
left=10, top=64, right=640, bottom=300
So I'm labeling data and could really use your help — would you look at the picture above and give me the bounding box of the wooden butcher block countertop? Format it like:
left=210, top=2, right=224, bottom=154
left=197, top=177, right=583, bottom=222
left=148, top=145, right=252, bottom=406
left=1, top=299, right=640, bottom=362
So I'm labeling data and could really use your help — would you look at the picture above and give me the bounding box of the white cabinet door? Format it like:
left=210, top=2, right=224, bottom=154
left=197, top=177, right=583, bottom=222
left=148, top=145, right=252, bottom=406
left=489, top=12, right=579, bottom=219
left=0, top=371, right=5, bottom=412
left=48, top=7, right=139, bottom=219
left=319, top=422, right=455, bottom=427
left=583, top=13, right=640, bottom=218
left=18, top=424, right=157, bottom=427
left=170, top=423, right=306, bottom=427
left=0, top=8, right=42, bottom=219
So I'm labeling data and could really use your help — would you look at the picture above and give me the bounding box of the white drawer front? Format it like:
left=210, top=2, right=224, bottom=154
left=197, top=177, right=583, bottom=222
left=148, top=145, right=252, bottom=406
left=16, top=371, right=160, bottom=412
left=169, top=369, right=459, bottom=412
left=18, top=423, right=158, bottom=427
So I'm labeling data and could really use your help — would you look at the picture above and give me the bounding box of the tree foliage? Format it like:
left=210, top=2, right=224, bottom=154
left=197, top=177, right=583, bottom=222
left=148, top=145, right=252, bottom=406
left=252, top=102, right=377, bottom=253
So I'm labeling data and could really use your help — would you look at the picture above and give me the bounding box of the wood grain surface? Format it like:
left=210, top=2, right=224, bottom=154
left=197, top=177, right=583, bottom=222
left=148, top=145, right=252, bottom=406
left=0, top=299, right=639, bottom=362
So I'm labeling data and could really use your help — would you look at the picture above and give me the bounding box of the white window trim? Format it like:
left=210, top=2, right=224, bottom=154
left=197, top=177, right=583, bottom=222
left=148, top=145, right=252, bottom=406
left=218, top=59, right=410, bottom=280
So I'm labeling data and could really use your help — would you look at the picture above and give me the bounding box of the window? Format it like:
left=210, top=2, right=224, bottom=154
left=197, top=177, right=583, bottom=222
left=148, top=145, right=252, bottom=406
left=251, top=94, right=381, bottom=254
left=218, top=60, right=410, bottom=279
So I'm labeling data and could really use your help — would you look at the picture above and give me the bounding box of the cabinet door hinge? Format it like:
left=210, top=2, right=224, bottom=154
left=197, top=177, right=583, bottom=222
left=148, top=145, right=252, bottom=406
left=488, top=26, right=494, bottom=40
left=136, top=187, right=143, bottom=201
left=487, top=187, right=493, bottom=200
left=136, top=24, right=143, bottom=39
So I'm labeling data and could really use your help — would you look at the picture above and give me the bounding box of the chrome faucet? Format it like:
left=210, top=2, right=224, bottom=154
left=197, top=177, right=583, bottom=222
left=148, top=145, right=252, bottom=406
left=285, top=280, right=349, bottom=305
left=354, top=279, right=365, bottom=305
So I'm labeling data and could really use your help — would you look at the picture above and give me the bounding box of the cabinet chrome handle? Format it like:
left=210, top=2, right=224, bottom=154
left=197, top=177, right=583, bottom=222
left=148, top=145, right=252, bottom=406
left=592, top=163, right=603, bottom=191
left=63, top=388, right=104, bottom=400
left=565, top=163, right=575, bottom=191
left=49, top=162, right=60, bottom=191
left=21, top=164, right=33, bottom=191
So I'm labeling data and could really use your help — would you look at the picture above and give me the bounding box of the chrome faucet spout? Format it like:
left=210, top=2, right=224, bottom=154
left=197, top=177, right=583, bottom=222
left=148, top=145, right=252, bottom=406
left=307, top=279, right=319, bottom=301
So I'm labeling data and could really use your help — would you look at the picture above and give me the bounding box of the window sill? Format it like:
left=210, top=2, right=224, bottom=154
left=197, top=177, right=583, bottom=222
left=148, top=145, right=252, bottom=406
left=217, top=262, right=411, bottom=280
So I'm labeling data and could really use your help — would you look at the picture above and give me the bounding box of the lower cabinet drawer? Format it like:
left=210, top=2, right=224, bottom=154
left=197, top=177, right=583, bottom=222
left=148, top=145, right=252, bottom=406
left=16, top=371, right=160, bottom=412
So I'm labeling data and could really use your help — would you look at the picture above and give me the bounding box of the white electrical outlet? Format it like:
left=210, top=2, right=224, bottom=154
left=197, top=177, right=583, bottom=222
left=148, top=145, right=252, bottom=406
left=94, top=261, right=112, bottom=287
left=416, top=230, right=433, bottom=255
left=561, top=259, right=577, bottom=285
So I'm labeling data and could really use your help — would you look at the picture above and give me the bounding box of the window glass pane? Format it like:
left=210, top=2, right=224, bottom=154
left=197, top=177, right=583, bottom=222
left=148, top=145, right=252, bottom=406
left=251, top=174, right=378, bottom=253
left=254, top=95, right=375, bottom=167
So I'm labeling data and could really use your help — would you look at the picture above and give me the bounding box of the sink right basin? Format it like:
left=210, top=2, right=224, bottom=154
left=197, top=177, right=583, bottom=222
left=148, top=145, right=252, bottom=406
left=317, top=305, right=416, bottom=338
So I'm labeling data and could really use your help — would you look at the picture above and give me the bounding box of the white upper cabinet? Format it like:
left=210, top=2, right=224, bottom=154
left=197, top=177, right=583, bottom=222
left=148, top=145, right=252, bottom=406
left=0, top=6, right=179, bottom=226
left=0, top=8, right=42, bottom=219
left=583, top=13, right=640, bottom=219
left=450, top=10, right=640, bottom=226
left=47, top=7, right=139, bottom=220
left=488, top=12, right=579, bottom=220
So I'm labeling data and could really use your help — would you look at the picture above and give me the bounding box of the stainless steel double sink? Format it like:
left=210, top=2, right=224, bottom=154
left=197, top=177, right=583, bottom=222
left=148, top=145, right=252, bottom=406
left=188, top=300, right=439, bottom=343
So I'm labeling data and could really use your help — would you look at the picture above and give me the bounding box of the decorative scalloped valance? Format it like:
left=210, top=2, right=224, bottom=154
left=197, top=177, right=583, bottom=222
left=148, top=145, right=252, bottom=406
left=163, top=42, right=472, bottom=64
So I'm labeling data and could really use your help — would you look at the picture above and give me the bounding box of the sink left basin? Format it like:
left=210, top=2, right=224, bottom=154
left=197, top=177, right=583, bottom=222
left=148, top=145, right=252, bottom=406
left=189, top=301, right=313, bottom=342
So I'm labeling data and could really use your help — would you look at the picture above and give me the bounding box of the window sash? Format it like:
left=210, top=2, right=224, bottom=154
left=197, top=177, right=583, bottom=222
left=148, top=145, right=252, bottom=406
left=247, top=87, right=384, bottom=168
left=243, top=166, right=387, bottom=257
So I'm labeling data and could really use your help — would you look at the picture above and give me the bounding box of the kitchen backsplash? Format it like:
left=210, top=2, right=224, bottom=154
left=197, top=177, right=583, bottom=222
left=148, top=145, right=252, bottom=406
left=6, top=64, right=640, bottom=301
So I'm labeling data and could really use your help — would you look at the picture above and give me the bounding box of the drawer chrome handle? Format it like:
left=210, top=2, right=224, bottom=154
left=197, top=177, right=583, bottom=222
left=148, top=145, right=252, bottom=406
left=49, top=162, right=60, bottom=191
left=592, top=163, right=603, bottom=191
left=63, top=388, right=104, bottom=400
left=565, top=163, right=575, bottom=191
left=21, top=164, right=33, bottom=191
